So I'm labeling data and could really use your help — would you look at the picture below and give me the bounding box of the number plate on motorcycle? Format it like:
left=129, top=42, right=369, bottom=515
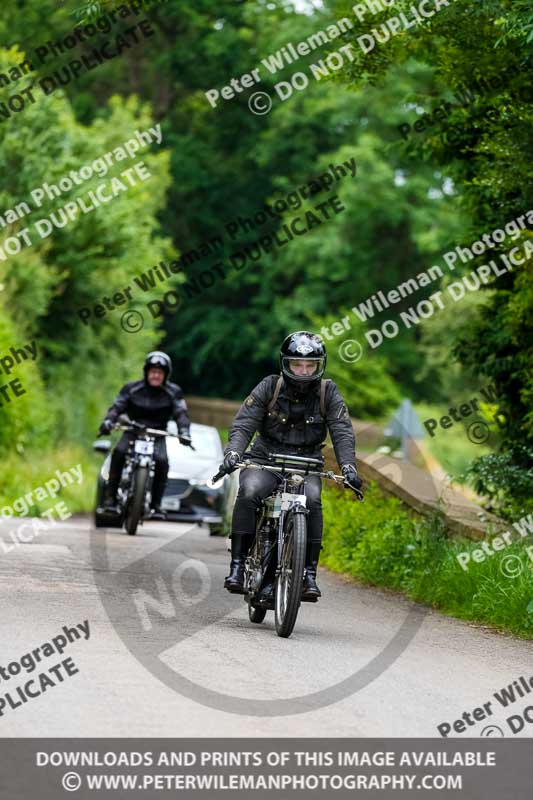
left=134, top=440, right=154, bottom=455
left=280, top=492, right=307, bottom=511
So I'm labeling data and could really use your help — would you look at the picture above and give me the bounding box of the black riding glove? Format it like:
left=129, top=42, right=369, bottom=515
left=179, top=433, right=193, bottom=447
left=223, top=450, right=241, bottom=473
left=342, top=464, right=363, bottom=492
left=98, top=419, right=113, bottom=436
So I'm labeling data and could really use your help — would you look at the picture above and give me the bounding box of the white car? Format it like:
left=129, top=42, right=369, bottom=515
left=95, top=421, right=235, bottom=535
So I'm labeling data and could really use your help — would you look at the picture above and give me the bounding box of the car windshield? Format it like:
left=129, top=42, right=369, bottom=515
left=168, top=423, right=222, bottom=462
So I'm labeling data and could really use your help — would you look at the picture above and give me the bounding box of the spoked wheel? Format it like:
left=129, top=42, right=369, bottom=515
left=275, top=513, right=307, bottom=638
left=245, top=537, right=268, bottom=623
left=125, top=466, right=148, bottom=536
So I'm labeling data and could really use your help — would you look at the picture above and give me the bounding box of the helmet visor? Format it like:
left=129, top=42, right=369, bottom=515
left=281, top=356, right=325, bottom=382
left=147, top=355, right=168, bottom=369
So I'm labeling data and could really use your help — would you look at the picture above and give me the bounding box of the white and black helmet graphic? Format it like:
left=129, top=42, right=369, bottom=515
left=143, top=350, right=172, bottom=382
left=279, top=331, right=326, bottom=386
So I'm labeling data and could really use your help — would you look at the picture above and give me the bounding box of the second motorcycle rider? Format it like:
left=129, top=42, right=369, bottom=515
left=98, top=351, right=192, bottom=520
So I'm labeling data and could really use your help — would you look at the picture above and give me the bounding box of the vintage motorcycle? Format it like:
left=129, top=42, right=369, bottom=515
left=94, top=415, right=185, bottom=535
left=213, top=452, right=363, bottom=638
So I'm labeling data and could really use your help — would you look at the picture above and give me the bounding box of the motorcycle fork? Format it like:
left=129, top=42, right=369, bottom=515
left=275, top=509, right=285, bottom=579
left=276, top=483, right=308, bottom=580
left=124, top=444, right=156, bottom=517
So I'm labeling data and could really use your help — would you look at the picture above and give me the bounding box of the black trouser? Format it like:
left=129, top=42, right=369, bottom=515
left=230, top=467, right=322, bottom=567
left=107, top=432, right=169, bottom=507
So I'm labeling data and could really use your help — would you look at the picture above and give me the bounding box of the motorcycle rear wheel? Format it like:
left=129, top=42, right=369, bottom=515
left=248, top=600, right=267, bottom=624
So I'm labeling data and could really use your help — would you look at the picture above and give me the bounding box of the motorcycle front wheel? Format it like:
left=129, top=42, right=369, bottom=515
left=274, top=512, right=306, bottom=638
left=125, top=466, right=148, bottom=536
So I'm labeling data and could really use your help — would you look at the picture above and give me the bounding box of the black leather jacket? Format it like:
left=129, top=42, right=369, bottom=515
left=104, top=379, right=190, bottom=434
left=226, top=375, right=356, bottom=466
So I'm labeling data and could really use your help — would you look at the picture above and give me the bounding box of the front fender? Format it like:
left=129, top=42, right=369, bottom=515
left=281, top=493, right=307, bottom=515
left=287, top=500, right=308, bottom=515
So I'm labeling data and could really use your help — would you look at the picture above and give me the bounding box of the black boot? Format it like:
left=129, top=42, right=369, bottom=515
left=302, top=541, right=322, bottom=602
left=257, top=581, right=275, bottom=607
left=150, top=478, right=167, bottom=520
left=224, top=559, right=245, bottom=592
left=102, top=485, right=120, bottom=515
left=302, top=566, right=321, bottom=601
left=224, top=533, right=253, bottom=593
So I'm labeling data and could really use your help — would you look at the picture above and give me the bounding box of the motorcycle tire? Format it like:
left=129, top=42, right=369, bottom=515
left=125, top=466, right=148, bottom=536
left=274, top=512, right=306, bottom=638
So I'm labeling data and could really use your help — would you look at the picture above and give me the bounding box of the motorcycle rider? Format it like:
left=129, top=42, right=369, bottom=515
left=98, top=351, right=192, bottom=519
left=222, top=331, right=363, bottom=602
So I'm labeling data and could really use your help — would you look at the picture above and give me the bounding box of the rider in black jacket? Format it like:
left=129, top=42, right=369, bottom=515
left=98, top=351, right=192, bottom=519
left=222, top=331, right=362, bottom=601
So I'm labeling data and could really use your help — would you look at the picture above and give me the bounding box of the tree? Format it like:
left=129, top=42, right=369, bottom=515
left=0, top=45, right=172, bottom=448
left=331, top=0, right=533, bottom=503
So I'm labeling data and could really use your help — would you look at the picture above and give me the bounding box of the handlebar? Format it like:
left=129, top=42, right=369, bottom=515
left=114, top=422, right=176, bottom=437
left=212, top=459, right=364, bottom=501
left=100, top=419, right=196, bottom=449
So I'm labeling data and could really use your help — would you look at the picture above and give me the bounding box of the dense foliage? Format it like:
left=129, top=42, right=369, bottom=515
left=0, top=43, right=172, bottom=450
left=0, top=0, right=530, bottom=510
left=334, top=0, right=533, bottom=504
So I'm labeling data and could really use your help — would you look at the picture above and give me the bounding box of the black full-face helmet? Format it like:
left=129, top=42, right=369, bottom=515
left=144, top=351, right=172, bottom=383
left=279, top=331, right=326, bottom=390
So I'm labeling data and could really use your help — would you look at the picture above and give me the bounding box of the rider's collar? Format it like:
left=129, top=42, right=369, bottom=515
left=284, top=380, right=316, bottom=400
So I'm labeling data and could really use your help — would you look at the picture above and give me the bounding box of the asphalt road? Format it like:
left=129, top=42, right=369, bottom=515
left=0, top=516, right=531, bottom=738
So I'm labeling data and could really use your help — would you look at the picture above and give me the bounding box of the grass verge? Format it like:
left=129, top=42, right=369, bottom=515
left=322, top=483, right=533, bottom=639
left=0, top=446, right=101, bottom=517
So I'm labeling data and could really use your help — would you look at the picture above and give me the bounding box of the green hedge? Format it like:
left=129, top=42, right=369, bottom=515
left=0, top=447, right=100, bottom=517
left=321, top=484, right=533, bottom=638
